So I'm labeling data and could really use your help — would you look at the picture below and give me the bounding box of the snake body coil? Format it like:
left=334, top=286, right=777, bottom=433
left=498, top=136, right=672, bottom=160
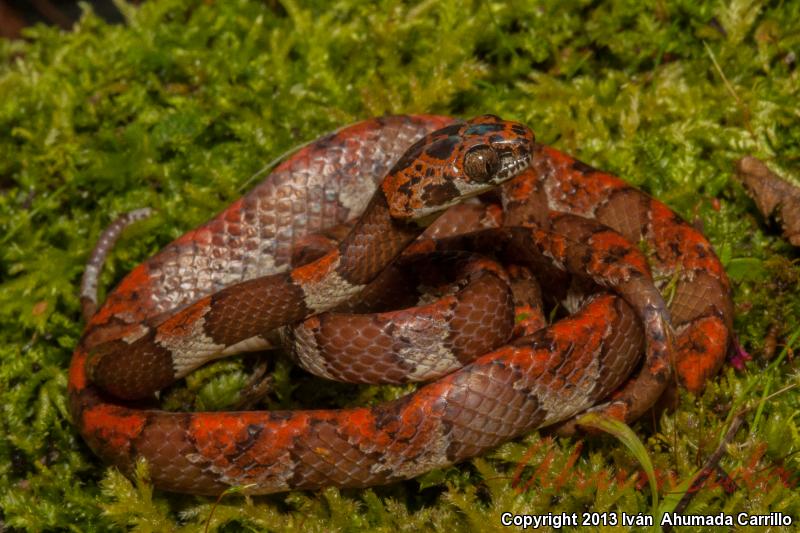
left=69, top=115, right=732, bottom=495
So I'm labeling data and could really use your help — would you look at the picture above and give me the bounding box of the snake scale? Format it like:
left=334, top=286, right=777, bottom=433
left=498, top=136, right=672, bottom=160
left=69, top=115, right=733, bottom=495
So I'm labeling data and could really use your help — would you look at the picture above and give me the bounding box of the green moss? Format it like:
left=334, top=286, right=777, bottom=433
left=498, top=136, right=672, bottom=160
left=1, top=0, right=798, bottom=530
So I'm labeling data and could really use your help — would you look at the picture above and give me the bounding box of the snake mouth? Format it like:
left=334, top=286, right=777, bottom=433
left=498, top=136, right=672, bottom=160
left=494, top=151, right=532, bottom=183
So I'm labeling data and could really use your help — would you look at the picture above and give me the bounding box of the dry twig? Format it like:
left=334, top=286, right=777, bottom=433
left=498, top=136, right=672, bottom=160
left=735, top=156, right=800, bottom=247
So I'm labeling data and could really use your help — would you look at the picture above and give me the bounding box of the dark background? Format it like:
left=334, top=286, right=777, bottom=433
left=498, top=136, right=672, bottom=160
left=0, top=0, right=125, bottom=39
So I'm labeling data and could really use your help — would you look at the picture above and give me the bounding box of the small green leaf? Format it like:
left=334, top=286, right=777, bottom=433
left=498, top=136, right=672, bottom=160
left=726, top=257, right=766, bottom=282
left=416, top=468, right=450, bottom=490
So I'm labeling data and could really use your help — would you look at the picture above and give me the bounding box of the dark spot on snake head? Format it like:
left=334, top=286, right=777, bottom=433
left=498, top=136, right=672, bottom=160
left=572, top=159, right=597, bottom=175
left=425, top=136, right=461, bottom=161
left=421, top=180, right=460, bottom=206
left=437, top=123, right=465, bottom=137
left=390, top=137, right=428, bottom=174
left=465, top=123, right=506, bottom=136
left=511, top=124, right=529, bottom=136
left=396, top=177, right=413, bottom=196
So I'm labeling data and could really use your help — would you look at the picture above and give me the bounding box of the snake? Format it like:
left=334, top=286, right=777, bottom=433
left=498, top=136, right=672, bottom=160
left=68, top=114, right=733, bottom=495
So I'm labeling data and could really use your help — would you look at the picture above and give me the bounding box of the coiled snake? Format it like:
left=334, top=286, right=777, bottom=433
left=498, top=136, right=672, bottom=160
left=69, top=115, right=733, bottom=495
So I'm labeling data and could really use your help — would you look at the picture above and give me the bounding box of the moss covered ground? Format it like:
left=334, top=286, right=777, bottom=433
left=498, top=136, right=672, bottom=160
left=0, top=0, right=798, bottom=530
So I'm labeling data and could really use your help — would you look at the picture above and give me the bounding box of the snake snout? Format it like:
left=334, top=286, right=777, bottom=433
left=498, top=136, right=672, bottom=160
left=496, top=146, right=533, bottom=183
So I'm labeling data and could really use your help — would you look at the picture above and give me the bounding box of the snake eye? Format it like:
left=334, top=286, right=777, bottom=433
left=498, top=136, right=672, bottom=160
left=463, top=145, right=500, bottom=182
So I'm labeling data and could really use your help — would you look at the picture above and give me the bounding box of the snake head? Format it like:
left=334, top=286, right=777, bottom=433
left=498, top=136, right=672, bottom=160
left=382, top=114, right=534, bottom=223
